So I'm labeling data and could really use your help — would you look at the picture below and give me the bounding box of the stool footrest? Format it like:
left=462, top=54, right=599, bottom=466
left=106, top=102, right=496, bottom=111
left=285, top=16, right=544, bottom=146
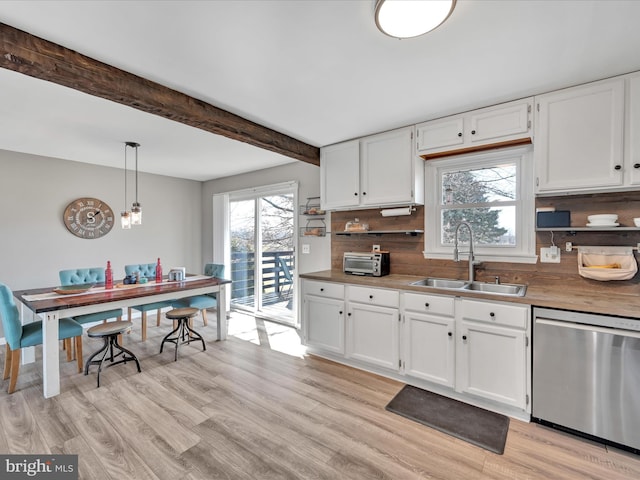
left=84, top=329, right=141, bottom=387
left=160, top=316, right=206, bottom=361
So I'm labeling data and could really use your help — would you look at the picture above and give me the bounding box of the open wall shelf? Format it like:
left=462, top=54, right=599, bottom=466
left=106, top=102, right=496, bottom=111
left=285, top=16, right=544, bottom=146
left=335, top=229, right=424, bottom=236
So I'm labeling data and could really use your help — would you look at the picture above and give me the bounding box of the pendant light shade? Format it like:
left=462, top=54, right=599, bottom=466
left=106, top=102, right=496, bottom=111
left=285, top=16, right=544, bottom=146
left=375, top=0, right=456, bottom=39
left=121, top=210, right=131, bottom=229
left=131, top=202, right=142, bottom=225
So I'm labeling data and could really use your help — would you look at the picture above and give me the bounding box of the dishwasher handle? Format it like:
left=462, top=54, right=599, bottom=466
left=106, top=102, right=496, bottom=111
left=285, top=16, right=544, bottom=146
left=536, top=318, right=640, bottom=339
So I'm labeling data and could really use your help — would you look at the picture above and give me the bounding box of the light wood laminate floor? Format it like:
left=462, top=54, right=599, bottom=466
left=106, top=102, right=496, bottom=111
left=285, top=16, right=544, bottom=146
left=1, top=312, right=639, bottom=480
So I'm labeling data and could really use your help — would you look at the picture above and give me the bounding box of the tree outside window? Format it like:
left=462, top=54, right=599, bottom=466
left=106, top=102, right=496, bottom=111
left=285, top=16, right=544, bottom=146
left=441, top=165, right=516, bottom=246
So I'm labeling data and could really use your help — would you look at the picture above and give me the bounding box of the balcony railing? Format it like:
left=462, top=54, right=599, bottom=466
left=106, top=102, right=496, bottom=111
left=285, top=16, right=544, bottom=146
left=231, top=250, right=294, bottom=306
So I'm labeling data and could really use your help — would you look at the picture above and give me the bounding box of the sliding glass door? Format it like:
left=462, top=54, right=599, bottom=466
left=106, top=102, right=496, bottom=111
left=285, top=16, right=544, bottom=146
left=229, top=185, right=296, bottom=325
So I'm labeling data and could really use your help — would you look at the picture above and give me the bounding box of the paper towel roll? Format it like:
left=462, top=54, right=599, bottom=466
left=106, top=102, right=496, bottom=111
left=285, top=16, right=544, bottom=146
left=380, top=206, right=412, bottom=217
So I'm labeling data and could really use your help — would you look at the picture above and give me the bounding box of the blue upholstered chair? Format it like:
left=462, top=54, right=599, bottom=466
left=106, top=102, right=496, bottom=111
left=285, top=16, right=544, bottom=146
left=173, top=264, right=224, bottom=326
left=59, top=268, right=123, bottom=325
left=125, top=263, right=174, bottom=341
left=1, top=283, right=83, bottom=394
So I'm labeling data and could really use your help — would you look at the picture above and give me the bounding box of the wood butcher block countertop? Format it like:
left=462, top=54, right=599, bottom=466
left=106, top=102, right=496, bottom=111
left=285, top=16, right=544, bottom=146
left=301, top=270, right=640, bottom=320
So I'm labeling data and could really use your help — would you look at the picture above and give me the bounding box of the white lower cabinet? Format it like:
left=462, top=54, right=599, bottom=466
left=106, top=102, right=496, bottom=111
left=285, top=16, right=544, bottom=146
left=402, top=293, right=455, bottom=388
left=302, top=281, right=345, bottom=354
left=401, top=292, right=529, bottom=411
left=347, top=302, right=399, bottom=370
left=455, top=299, right=529, bottom=409
left=346, top=285, right=400, bottom=371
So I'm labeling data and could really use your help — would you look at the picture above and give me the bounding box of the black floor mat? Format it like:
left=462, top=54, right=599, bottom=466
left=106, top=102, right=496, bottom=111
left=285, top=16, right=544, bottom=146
left=385, top=385, right=510, bottom=454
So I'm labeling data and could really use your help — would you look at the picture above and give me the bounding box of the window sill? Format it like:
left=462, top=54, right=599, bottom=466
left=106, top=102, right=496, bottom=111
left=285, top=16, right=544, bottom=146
left=423, top=251, right=538, bottom=264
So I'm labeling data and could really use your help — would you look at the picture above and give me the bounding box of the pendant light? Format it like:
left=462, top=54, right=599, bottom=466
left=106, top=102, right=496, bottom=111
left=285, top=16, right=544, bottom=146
left=121, top=142, right=131, bottom=229
left=128, top=141, right=142, bottom=225
left=375, top=0, right=456, bottom=39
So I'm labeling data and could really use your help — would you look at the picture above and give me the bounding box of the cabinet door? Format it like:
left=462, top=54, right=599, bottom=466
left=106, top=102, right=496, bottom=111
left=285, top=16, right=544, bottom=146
left=456, top=320, right=526, bottom=408
left=303, top=295, right=345, bottom=354
left=416, top=117, right=464, bottom=153
left=347, top=302, right=399, bottom=370
left=469, top=100, right=531, bottom=145
left=403, top=312, right=455, bottom=388
left=535, top=78, right=625, bottom=193
left=360, top=126, right=416, bottom=206
left=320, top=140, right=360, bottom=210
left=628, top=73, right=640, bottom=185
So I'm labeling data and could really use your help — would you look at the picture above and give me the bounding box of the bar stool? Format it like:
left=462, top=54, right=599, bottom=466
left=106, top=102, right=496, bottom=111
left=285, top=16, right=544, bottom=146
left=84, top=321, right=141, bottom=387
left=161, top=307, right=206, bottom=361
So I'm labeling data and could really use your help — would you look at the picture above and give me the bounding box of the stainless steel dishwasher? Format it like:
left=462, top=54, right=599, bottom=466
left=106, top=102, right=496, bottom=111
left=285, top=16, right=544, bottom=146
left=532, top=307, right=640, bottom=453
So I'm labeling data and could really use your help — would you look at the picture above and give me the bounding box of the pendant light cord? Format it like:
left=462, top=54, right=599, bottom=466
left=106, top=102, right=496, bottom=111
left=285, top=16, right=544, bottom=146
left=134, top=144, right=138, bottom=203
left=123, top=142, right=128, bottom=209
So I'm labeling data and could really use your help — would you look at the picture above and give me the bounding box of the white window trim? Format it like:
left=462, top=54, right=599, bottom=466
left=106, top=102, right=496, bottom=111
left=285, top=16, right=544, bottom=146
left=424, top=146, right=537, bottom=264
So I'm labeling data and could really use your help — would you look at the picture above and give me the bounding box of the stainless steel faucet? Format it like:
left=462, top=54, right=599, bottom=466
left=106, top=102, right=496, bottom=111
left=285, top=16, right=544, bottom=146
left=453, top=221, right=478, bottom=283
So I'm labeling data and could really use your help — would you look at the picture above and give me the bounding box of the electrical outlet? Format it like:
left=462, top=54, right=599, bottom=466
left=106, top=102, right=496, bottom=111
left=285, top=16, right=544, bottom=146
left=302, top=244, right=310, bottom=254
left=540, top=246, right=561, bottom=263
left=372, top=244, right=381, bottom=252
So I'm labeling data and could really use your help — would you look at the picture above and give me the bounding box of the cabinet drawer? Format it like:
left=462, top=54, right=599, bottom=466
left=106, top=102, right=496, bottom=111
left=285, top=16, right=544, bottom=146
left=460, top=299, right=529, bottom=329
left=348, top=285, right=399, bottom=308
left=304, top=280, right=344, bottom=299
left=403, top=292, right=455, bottom=317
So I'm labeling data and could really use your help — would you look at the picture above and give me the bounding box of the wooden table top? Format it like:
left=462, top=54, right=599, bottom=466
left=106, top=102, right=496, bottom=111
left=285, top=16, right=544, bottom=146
left=14, top=275, right=231, bottom=313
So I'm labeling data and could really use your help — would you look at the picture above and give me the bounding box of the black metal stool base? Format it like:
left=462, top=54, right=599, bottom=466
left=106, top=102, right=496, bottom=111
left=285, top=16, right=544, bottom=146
left=84, top=333, right=141, bottom=387
left=160, top=317, right=206, bottom=361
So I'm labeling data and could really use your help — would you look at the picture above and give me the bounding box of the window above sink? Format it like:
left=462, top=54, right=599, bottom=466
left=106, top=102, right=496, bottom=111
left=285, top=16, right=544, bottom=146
left=424, top=146, right=537, bottom=264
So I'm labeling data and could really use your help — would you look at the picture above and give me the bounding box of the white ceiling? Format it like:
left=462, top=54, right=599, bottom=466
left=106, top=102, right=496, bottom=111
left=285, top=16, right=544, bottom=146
left=1, top=0, right=640, bottom=181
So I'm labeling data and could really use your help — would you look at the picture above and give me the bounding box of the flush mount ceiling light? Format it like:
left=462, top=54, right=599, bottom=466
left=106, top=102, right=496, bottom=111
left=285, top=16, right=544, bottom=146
left=375, top=0, right=456, bottom=39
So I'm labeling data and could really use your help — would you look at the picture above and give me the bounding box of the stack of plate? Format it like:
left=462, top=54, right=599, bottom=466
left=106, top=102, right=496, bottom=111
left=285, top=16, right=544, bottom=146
left=586, top=214, right=619, bottom=227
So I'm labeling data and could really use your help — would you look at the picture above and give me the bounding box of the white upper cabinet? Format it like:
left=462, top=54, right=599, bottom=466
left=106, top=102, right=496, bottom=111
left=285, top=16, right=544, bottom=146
left=416, top=117, right=465, bottom=152
left=416, top=98, right=533, bottom=157
left=535, top=77, right=625, bottom=194
left=360, top=127, right=422, bottom=206
left=320, top=126, right=423, bottom=211
left=627, top=73, right=640, bottom=186
left=319, top=140, right=360, bottom=210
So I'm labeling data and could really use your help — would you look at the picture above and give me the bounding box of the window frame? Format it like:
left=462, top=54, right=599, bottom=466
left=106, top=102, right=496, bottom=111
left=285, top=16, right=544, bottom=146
left=424, top=146, right=536, bottom=263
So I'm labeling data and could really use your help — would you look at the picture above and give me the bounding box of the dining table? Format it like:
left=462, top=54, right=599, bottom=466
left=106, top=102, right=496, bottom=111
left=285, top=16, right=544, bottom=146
left=12, top=274, right=230, bottom=398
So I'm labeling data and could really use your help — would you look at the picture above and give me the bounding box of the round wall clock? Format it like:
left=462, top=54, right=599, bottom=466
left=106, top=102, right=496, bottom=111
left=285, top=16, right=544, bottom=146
left=63, top=197, right=115, bottom=239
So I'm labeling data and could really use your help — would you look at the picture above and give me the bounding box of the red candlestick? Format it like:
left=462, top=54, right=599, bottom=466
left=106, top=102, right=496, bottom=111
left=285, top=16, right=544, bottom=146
left=105, top=261, right=113, bottom=289
left=155, top=258, right=163, bottom=283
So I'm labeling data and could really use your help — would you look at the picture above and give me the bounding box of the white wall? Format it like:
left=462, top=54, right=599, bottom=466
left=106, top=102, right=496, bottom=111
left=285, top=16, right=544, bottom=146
left=201, top=161, right=331, bottom=275
left=0, top=149, right=203, bottom=293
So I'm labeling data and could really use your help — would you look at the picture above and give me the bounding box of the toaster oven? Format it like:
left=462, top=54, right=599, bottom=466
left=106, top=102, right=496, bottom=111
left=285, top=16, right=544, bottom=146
left=343, top=252, right=390, bottom=276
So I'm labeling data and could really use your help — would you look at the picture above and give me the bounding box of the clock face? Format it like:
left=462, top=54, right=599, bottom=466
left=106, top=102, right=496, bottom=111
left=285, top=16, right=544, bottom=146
left=63, top=197, right=115, bottom=239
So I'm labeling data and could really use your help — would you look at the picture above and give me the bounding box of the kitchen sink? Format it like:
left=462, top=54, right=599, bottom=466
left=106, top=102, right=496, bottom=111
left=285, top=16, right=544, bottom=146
left=410, top=277, right=527, bottom=297
left=410, top=278, right=468, bottom=289
left=462, top=282, right=527, bottom=296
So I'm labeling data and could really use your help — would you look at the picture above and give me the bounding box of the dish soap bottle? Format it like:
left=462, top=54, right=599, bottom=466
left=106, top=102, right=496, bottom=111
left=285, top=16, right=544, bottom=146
left=155, top=258, right=163, bottom=283
left=105, top=261, right=113, bottom=289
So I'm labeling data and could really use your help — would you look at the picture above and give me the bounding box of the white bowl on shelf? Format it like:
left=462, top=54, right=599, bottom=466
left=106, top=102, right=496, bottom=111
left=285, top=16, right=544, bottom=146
left=634, top=218, right=640, bottom=227
left=587, top=214, right=618, bottom=224
left=586, top=222, right=619, bottom=228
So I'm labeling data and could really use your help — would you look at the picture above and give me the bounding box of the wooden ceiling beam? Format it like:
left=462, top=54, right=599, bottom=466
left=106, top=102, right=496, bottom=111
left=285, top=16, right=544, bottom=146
left=0, top=23, right=320, bottom=166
